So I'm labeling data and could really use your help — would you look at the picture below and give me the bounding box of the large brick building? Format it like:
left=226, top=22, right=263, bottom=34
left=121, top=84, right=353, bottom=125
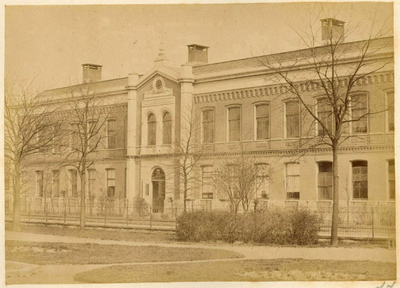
left=16, top=19, right=395, bottom=214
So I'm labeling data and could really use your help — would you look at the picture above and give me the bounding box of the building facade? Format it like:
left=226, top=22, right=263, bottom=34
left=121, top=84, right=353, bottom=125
left=15, top=20, right=395, bottom=215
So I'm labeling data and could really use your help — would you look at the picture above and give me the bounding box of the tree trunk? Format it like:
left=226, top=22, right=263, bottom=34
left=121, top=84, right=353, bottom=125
left=12, top=164, right=21, bottom=231
left=330, top=143, right=339, bottom=246
left=80, top=169, right=86, bottom=230
left=183, top=180, right=187, bottom=212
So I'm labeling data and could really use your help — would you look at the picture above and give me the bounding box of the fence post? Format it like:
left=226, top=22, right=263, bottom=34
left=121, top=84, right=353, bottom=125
left=150, top=205, right=152, bottom=229
left=371, top=207, right=375, bottom=239
left=126, top=201, right=129, bottom=226
left=104, top=202, right=107, bottom=225
left=64, top=202, right=67, bottom=224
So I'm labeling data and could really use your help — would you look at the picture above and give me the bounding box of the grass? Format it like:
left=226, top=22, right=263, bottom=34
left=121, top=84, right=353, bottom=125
left=6, top=223, right=391, bottom=249
left=5, top=223, right=176, bottom=243
left=5, top=240, right=243, bottom=265
left=75, top=258, right=396, bottom=283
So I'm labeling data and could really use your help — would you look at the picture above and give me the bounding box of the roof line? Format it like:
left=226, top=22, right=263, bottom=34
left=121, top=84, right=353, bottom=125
left=193, top=36, right=393, bottom=69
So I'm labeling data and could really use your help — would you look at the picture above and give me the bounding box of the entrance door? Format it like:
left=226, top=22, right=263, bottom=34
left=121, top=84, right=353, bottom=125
left=152, top=168, right=165, bottom=213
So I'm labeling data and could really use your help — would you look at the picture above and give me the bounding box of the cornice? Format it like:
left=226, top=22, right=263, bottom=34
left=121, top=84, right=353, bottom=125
left=193, top=71, right=394, bottom=104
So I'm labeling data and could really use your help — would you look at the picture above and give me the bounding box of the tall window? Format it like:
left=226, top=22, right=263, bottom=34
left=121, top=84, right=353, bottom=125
left=256, top=163, right=269, bottom=199
left=52, top=170, right=60, bottom=197
left=286, top=163, right=300, bottom=199
left=202, top=166, right=214, bottom=199
left=351, top=94, right=368, bottom=134
left=387, top=92, right=394, bottom=132
left=36, top=171, right=44, bottom=197
left=69, top=170, right=78, bottom=198
left=318, top=162, right=333, bottom=200
left=124, top=116, right=128, bottom=148
left=202, top=109, right=214, bottom=143
left=107, top=169, right=116, bottom=197
left=352, top=161, right=368, bottom=199
left=228, top=107, right=241, bottom=142
left=52, top=127, right=60, bottom=153
left=388, top=160, right=395, bottom=200
left=286, top=101, right=300, bottom=138
left=107, top=119, right=116, bottom=149
left=88, top=169, right=96, bottom=198
left=163, top=112, right=172, bottom=144
left=317, top=98, right=333, bottom=136
left=148, top=113, right=156, bottom=145
left=70, top=124, right=78, bottom=150
left=256, top=104, right=270, bottom=140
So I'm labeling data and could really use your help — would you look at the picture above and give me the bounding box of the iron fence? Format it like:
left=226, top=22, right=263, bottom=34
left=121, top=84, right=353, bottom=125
left=5, top=197, right=396, bottom=240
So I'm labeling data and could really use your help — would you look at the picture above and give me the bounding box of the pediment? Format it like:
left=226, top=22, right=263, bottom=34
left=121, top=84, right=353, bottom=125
left=136, top=65, right=180, bottom=89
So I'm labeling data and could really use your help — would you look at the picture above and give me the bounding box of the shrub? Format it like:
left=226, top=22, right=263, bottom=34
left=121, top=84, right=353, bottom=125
left=176, top=208, right=321, bottom=245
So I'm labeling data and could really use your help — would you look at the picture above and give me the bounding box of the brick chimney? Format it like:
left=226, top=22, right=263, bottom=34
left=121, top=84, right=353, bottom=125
left=82, top=63, right=102, bottom=83
left=187, top=44, right=209, bottom=65
left=321, top=18, right=345, bottom=44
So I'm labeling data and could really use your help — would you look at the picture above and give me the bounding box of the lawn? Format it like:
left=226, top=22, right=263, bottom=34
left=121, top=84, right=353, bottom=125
left=75, top=258, right=396, bottom=283
left=5, top=223, right=176, bottom=243
left=5, top=240, right=243, bottom=265
left=6, top=223, right=390, bottom=249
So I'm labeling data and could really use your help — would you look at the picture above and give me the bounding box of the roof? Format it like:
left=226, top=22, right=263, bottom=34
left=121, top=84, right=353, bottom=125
left=192, top=37, right=393, bottom=75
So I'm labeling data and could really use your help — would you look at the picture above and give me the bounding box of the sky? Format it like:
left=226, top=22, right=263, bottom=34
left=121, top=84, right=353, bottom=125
left=5, top=2, right=394, bottom=90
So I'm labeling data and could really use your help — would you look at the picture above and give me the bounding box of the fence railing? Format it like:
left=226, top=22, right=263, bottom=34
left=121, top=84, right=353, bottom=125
left=5, top=197, right=396, bottom=240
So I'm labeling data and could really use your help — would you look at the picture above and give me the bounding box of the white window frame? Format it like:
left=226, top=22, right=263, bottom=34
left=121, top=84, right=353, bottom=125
left=201, top=108, right=215, bottom=144
left=106, top=119, right=117, bottom=149
left=285, top=162, right=300, bottom=200
left=254, top=102, right=271, bottom=141
left=350, top=93, right=369, bottom=135
left=227, top=105, right=242, bottom=142
left=385, top=91, right=394, bottom=133
left=284, top=100, right=300, bottom=139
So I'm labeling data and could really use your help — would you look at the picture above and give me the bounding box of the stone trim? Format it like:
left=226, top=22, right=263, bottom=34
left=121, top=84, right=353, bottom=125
left=194, top=72, right=394, bottom=104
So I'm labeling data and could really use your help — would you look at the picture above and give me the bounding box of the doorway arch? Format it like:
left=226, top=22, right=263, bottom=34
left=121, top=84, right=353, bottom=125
left=152, top=168, right=165, bottom=213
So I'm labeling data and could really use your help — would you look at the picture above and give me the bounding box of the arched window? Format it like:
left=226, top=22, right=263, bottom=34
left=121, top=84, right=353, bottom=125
left=148, top=113, right=156, bottom=145
left=163, top=112, right=172, bottom=144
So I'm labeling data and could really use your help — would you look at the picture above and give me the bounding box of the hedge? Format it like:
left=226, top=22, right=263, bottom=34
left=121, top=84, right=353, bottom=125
left=176, top=208, right=321, bottom=245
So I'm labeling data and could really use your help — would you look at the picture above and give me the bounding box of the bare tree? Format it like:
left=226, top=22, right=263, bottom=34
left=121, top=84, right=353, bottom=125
left=64, top=83, right=118, bottom=229
left=176, top=103, right=204, bottom=212
left=4, top=78, right=62, bottom=231
left=213, top=150, right=267, bottom=214
left=258, top=18, right=393, bottom=245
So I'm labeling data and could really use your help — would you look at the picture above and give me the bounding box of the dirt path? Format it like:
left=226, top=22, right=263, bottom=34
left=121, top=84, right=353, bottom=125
left=6, top=231, right=396, bottom=262
left=5, top=231, right=396, bottom=284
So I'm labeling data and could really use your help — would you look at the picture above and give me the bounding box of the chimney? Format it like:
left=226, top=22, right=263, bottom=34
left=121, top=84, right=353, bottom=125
left=187, top=44, right=209, bottom=65
left=82, top=63, right=102, bottom=83
left=321, top=18, right=345, bottom=44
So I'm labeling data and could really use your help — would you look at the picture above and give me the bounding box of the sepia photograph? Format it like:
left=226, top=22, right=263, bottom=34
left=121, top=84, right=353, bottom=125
left=3, top=1, right=397, bottom=286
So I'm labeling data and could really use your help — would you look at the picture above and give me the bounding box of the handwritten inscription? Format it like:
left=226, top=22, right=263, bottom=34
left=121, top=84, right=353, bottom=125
left=377, top=281, right=396, bottom=288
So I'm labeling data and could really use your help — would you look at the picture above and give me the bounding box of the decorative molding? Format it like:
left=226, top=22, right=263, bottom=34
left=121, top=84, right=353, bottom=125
left=193, top=72, right=394, bottom=104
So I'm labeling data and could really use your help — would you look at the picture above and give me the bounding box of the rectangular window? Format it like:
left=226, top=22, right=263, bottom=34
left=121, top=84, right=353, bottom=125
left=124, top=116, right=128, bottom=148
left=69, top=170, right=78, bottom=198
left=256, top=163, right=269, bottom=199
left=36, top=171, right=44, bottom=197
left=387, top=92, right=394, bottom=132
left=389, top=160, right=395, bottom=200
left=202, top=110, right=214, bottom=143
left=351, top=94, right=368, bottom=134
left=317, top=98, right=333, bottom=136
left=107, top=120, right=116, bottom=149
left=286, top=101, right=300, bottom=138
left=107, top=169, right=116, bottom=197
left=70, top=124, right=78, bottom=150
left=88, top=169, right=96, bottom=198
left=202, top=166, right=214, bottom=199
left=286, top=163, right=300, bottom=199
left=52, top=127, right=60, bottom=153
left=318, top=162, right=333, bottom=200
left=352, top=161, right=368, bottom=199
left=256, top=104, right=270, bottom=140
left=228, top=107, right=241, bottom=142
left=87, top=121, right=96, bottom=150
left=52, top=170, right=60, bottom=197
